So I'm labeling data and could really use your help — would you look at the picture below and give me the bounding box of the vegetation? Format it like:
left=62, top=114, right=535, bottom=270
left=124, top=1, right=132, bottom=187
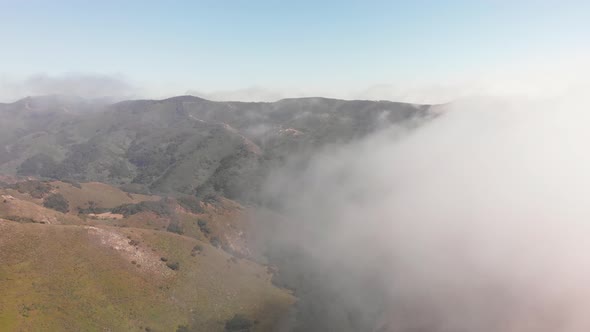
left=176, top=325, right=190, bottom=332
left=225, top=314, right=254, bottom=331
left=109, top=160, right=133, bottom=179
left=210, top=236, right=221, bottom=248
left=58, top=141, right=101, bottom=178
left=17, top=153, right=60, bottom=178
left=77, top=200, right=109, bottom=214
left=54, top=181, right=157, bottom=213
left=197, top=219, right=211, bottom=235
left=191, top=244, right=203, bottom=256
left=43, top=193, right=69, bottom=213
left=61, top=178, right=82, bottom=189
left=120, top=183, right=151, bottom=195
left=10, top=180, right=52, bottom=198
left=112, top=199, right=171, bottom=217
left=177, top=195, right=204, bottom=214
left=18, top=141, right=102, bottom=181
left=126, top=134, right=187, bottom=185
left=4, top=215, right=38, bottom=223
left=166, top=221, right=184, bottom=235
left=7, top=95, right=428, bottom=199
left=166, top=261, right=180, bottom=271
left=0, top=223, right=294, bottom=331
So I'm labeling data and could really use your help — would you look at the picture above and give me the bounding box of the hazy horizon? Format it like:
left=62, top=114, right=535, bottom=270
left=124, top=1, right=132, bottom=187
left=2, top=1, right=589, bottom=103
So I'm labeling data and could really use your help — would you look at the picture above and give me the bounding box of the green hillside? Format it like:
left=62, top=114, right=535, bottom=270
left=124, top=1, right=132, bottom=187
left=1, top=96, right=432, bottom=200
left=0, top=221, right=294, bottom=332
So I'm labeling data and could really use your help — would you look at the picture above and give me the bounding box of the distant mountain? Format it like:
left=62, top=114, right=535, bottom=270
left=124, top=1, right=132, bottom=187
left=0, top=95, right=433, bottom=201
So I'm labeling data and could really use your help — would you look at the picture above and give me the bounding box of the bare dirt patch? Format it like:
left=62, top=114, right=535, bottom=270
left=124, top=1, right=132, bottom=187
left=85, top=226, right=173, bottom=278
left=87, top=212, right=124, bottom=220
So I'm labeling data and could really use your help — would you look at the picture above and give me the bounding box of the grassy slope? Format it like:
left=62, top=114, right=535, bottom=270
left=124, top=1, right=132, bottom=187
left=0, top=221, right=294, bottom=332
left=51, top=181, right=158, bottom=211
left=0, top=195, right=82, bottom=225
left=1, top=180, right=254, bottom=256
left=0, top=180, right=156, bottom=220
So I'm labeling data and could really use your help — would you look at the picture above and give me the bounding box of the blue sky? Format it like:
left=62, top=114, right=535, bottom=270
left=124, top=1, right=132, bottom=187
left=1, top=1, right=588, bottom=101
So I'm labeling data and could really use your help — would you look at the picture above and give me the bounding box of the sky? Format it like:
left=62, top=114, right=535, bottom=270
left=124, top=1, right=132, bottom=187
left=1, top=1, right=589, bottom=103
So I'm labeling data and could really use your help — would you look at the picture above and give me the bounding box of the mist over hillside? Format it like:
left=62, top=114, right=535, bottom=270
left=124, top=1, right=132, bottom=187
left=256, top=96, right=590, bottom=331
left=2, top=92, right=590, bottom=331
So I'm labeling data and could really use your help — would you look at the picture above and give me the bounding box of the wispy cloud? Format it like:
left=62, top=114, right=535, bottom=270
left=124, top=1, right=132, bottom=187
left=185, top=54, right=590, bottom=104
left=0, top=73, right=142, bottom=102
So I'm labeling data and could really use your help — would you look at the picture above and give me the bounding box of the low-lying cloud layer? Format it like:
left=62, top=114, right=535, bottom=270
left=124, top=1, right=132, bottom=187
left=0, top=73, right=141, bottom=102
left=261, top=96, right=590, bottom=331
left=3, top=54, right=587, bottom=105
left=187, top=56, right=590, bottom=104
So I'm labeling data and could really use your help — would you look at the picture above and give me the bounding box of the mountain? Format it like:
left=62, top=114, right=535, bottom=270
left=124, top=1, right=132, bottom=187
left=0, top=95, right=432, bottom=201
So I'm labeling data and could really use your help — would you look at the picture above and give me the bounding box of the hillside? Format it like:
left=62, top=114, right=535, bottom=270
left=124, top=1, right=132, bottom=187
left=0, top=95, right=432, bottom=200
left=0, top=179, right=254, bottom=258
left=0, top=221, right=294, bottom=331
left=0, top=178, right=293, bottom=331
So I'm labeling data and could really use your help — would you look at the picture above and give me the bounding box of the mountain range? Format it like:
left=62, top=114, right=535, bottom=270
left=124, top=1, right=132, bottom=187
left=0, top=95, right=432, bottom=200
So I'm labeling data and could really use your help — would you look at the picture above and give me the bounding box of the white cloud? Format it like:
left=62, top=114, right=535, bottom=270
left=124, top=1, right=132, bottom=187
left=0, top=73, right=142, bottom=102
left=262, top=95, right=590, bottom=331
left=184, top=53, right=590, bottom=104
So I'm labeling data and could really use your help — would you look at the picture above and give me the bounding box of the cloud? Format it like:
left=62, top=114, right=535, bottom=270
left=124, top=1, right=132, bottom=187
left=186, top=86, right=286, bottom=102
left=260, top=95, right=590, bottom=331
left=3, top=53, right=587, bottom=106
left=0, top=73, right=142, bottom=102
left=184, top=54, right=590, bottom=105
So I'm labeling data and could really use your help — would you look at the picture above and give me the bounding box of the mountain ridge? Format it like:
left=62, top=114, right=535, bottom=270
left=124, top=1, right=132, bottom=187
left=1, top=94, right=433, bottom=200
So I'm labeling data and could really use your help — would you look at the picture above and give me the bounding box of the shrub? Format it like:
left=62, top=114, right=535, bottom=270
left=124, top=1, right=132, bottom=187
left=43, top=193, right=69, bottom=213
left=78, top=200, right=109, bottom=214
left=166, top=222, right=183, bottom=235
left=166, top=261, right=180, bottom=270
left=191, top=244, right=203, bottom=256
left=62, top=178, right=82, bottom=189
left=5, top=216, right=37, bottom=223
left=120, top=183, right=151, bottom=195
left=177, top=195, right=204, bottom=214
left=11, top=180, right=52, bottom=198
left=111, top=199, right=171, bottom=217
left=210, top=236, right=221, bottom=248
left=109, top=160, right=133, bottom=179
left=202, top=193, right=219, bottom=204
left=17, top=154, right=59, bottom=178
left=225, top=314, right=253, bottom=331
left=197, top=219, right=210, bottom=235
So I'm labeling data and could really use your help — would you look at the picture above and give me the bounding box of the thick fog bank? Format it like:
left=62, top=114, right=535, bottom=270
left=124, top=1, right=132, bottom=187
left=260, top=96, right=590, bottom=332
